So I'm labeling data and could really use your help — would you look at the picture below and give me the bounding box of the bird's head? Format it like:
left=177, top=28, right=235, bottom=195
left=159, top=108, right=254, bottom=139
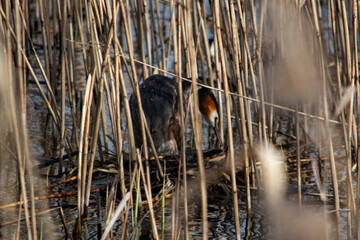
left=198, top=88, right=222, bottom=146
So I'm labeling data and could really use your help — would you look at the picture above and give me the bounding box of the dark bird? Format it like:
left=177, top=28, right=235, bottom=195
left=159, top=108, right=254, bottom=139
left=130, top=74, right=222, bottom=153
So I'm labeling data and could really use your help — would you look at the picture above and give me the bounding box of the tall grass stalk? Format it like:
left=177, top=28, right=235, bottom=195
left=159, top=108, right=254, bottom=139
left=137, top=152, right=159, bottom=239
left=311, top=1, right=341, bottom=238
left=161, top=162, right=166, bottom=240
left=134, top=165, right=141, bottom=240
left=213, top=0, right=240, bottom=238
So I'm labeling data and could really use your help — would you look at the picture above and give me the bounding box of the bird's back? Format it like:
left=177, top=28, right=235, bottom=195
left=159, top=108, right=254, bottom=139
left=130, top=75, right=181, bottom=152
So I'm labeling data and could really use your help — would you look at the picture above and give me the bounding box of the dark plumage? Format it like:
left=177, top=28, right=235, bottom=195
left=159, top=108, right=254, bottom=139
left=130, top=74, right=221, bottom=153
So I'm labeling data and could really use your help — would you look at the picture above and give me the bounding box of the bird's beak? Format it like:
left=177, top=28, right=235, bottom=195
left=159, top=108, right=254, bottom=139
left=212, top=126, right=223, bottom=147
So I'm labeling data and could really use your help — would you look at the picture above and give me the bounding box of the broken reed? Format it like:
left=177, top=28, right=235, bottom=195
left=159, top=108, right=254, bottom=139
left=0, top=0, right=359, bottom=239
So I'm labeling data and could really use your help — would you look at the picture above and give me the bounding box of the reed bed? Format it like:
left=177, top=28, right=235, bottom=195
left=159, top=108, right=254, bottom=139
left=0, top=0, right=359, bottom=239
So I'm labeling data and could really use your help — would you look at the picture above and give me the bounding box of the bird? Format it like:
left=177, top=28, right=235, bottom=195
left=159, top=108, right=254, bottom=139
left=129, top=74, right=222, bottom=154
